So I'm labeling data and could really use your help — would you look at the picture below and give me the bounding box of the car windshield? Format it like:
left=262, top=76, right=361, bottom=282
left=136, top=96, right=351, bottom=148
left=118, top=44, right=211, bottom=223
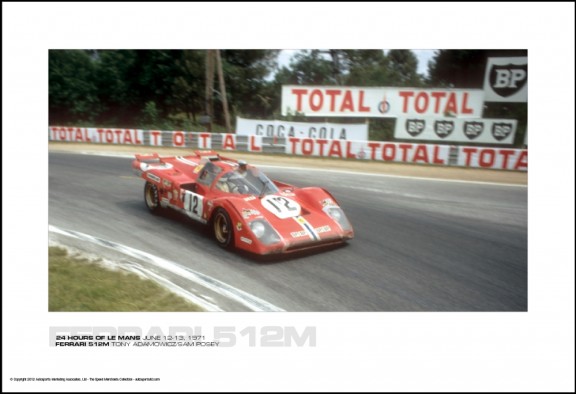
left=215, top=167, right=279, bottom=196
left=197, top=161, right=222, bottom=186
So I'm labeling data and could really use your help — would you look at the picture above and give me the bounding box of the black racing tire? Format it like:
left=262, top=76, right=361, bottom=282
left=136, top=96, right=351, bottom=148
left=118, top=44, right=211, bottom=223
left=212, top=208, right=234, bottom=249
left=144, top=182, right=161, bottom=214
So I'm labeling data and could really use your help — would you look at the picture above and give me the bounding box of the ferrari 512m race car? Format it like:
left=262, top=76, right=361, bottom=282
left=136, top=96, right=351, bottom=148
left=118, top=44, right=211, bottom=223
left=132, top=150, right=354, bottom=255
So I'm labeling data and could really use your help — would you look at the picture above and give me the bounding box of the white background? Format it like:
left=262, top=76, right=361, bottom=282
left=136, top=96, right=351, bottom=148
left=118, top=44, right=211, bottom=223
left=3, top=2, right=575, bottom=392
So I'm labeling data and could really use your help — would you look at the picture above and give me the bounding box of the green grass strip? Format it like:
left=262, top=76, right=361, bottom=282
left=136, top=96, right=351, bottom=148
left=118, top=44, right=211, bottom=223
left=49, top=247, right=203, bottom=312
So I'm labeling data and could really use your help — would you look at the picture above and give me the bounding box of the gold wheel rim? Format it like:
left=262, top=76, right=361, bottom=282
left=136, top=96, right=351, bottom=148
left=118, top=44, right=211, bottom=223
left=214, top=213, right=229, bottom=243
left=145, top=185, right=157, bottom=208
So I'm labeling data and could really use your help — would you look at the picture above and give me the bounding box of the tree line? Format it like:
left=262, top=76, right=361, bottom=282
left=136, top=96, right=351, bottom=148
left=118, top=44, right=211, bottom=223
left=49, top=49, right=527, bottom=146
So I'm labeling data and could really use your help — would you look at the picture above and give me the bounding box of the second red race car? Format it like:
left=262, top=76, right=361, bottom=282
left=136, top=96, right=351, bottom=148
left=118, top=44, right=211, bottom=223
left=132, top=150, right=354, bottom=255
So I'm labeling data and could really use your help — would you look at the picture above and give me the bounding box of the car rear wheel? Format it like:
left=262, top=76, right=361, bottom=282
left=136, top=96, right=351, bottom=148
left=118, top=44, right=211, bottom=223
left=144, top=182, right=161, bottom=214
left=213, top=208, right=234, bottom=249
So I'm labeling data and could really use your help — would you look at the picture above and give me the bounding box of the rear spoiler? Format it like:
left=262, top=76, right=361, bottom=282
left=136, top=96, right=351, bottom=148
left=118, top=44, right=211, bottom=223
left=132, top=153, right=162, bottom=176
left=134, top=153, right=161, bottom=163
left=194, top=150, right=220, bottom=161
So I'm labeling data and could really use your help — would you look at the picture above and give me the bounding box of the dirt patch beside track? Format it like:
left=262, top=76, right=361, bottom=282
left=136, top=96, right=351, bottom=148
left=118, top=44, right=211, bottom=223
left=49, top=142, right=527, bottom=185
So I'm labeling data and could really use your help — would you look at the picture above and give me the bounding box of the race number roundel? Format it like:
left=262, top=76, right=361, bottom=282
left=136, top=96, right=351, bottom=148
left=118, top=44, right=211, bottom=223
left=261, top=195, right=301, bottom=219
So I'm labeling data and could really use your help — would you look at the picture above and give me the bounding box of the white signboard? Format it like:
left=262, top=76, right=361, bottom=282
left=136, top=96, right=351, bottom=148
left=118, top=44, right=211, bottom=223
left=483, top=57, right=528, bottom=102
left=281, top=86, right=485, bottom=118
left=235, top=117, right=368, bottom=140
left=394, top=117, right=518, bottom=144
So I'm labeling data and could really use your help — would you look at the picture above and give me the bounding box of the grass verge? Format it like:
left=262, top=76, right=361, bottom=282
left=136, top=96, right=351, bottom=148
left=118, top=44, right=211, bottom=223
left=49, top=247, right=203, bottom=312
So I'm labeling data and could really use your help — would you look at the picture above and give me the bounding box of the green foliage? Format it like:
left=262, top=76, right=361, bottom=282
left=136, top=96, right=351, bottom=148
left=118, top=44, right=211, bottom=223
left=49, top=50, right=100, bottom=124
left=140, top=101, right=160, bottom=128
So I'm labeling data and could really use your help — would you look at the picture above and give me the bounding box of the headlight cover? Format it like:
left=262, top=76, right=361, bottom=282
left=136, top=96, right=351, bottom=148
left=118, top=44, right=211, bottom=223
left=249, top=219, right=281, bottom=245
left=250, top=220, right=266, bottom=238
left=323, top=206, right=352, bottom=231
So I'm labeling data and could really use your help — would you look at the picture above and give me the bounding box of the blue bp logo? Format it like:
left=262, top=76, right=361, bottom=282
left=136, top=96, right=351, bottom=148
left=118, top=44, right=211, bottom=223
left=405, top=119, right=425, bottom=137
left=434, top=120, right=454, bottom=139
left=489, top=64, right=528, bottom=97
left=463, top=121, right=484, bottom=140
left=492, top=123, right=514, bottom=141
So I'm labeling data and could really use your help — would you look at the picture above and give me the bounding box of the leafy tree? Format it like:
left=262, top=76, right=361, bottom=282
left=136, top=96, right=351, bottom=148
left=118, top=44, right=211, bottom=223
left=386, top=49, right=422, bottom=86
left=170, top=50, right=206, bottom=127
left=49, top=50, right=100, bottom=124
left=220, top=50, right=280, bottom=120
left=284, top=50, right=337, bottom=85
left=93, top=50, right=139, bottom=126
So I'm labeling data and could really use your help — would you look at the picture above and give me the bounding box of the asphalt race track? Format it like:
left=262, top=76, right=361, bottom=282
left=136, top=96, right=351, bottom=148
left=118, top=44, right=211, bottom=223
left=49, top=151, right=527, bottom=311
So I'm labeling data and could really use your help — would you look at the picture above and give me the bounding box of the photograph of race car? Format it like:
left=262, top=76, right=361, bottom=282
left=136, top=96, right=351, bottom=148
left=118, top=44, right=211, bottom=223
left=132, top=150, right=354, bottom=255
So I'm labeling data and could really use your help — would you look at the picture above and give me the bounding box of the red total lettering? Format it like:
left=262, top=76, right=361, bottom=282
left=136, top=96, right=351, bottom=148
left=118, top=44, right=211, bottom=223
left=327, top=140, right=342, bottom=158
left=367, top=142, right=381, bottom=160
left=173, top=132, right=185, bottom=147
left=498, top=149, right=515, bottom=169
left=462, top=147, right=477, bottom=167
left=292, top=89, right=308, bottom=111
left=150, top=130, right=161, bottom=145
left=514, top=150, right=528, bottom=171
left=316, top=139, right=328, bottom=156
left=444, top=93, right=458, bottom=115
left=301, top=138, right=314, bottom=155
left=222, top=134, right=236, bottom=150
left=399, top=91, right=414, bottom=113
left=74, top=128, right=84, bottom=142
left=123, top=130, right=133, bottom=144
left=288, top=137, right=300, bottom=155
left=412, top=145, right=429, bottom=163
left=309, top=90, right=323, bottom=111
left=461, top=92, right=473, bottom=114
left=398, top=144, right=413, bottom=162
left=358, top=91, right=370, bottom=112
left=198, top=133, right=211, bottom=148
left=479, top=149, right=496, bottom=168
left=345, top=141, right=356, bottom=159
left=382, top=144, right=396, bottom=161
left=414, top=92, right=429, bottom=114
left=431, top=92, right=447, bottom=113
left=432, top=146, right=445, bottom=164
left=339, top=91, right=354, bottom=112
left=105, top=130, right=114, bottom=143
left=249, top=135, right=261, bottom=152
left=325, top=89, right=341, bottom=112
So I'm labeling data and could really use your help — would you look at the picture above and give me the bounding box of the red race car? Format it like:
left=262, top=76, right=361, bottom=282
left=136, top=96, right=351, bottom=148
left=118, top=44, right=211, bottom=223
left=132, top=150, right=354, bottom=255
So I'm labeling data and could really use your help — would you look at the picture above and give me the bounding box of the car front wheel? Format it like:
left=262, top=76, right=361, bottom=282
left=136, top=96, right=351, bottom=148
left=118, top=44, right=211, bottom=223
left=213, top=208, right=234, bottom=249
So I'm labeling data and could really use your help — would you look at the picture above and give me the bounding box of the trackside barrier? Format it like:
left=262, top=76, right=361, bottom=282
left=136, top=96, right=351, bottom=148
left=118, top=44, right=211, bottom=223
left=48, top=127, right=527, bottom=171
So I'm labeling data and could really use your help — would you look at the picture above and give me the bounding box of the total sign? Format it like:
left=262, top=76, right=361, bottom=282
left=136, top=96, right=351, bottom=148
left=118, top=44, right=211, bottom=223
left=281, top=85, right=485, bottom=118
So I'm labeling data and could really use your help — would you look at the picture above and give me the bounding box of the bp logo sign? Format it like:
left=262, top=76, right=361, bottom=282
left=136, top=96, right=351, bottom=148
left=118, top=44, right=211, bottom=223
left=405, top=119, right=425, bottom=137
left=433, top=120, right=454, bottom=139
left=492, top=122, right=514, bottom=141
left=489, top=64, right=528, bottom=98
left=463, top=121, right=484, bottom=140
